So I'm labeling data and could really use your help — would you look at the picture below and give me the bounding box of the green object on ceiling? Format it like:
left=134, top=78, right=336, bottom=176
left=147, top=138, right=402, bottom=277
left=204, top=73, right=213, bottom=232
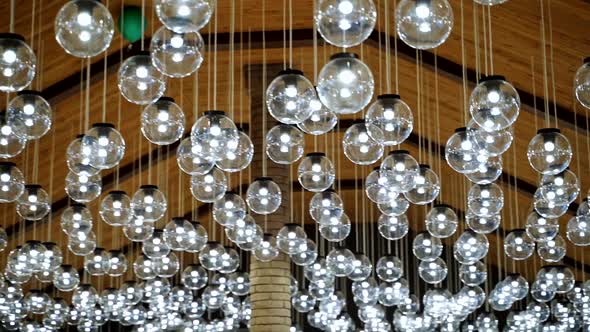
left=117, top=6, right=147, bottom=43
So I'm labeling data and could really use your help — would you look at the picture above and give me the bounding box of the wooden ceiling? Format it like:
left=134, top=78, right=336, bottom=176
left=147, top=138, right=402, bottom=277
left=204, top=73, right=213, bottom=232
left=1, top=0, right=590, bottom=288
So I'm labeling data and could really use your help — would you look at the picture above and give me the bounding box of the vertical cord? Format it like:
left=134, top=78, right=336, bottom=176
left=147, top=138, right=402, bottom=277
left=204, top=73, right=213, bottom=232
left=460, top=0, right=468, bottom=123
left=9, top=0, right=15, bottom=33
left=393, top=0, right=399, bottom=93
left=384, top=0, right=391, bottom=92
left=547, top=0, right=558, bottom=126
left=140, top=0, right=145, bottom=51
left=487, top=6, right=494, bottom=74
left=288, top=0, right=293, bottom=68
left=213, top=0, right=218, bottom=110
left=261, top=0, right=268, bottom=176
left=539, top=0, right=550, bottom=128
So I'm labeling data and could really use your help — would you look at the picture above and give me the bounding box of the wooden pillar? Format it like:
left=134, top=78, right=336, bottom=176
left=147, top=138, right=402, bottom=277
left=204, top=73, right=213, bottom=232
left=247, top=64, right=292, bottom=331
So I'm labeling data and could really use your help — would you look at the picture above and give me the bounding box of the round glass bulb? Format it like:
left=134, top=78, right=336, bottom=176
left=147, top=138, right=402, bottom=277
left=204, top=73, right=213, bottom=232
left=100, top=190, right=133, bottom=227
left=118, top=53, right=166, bottom=105
left=155, top=0, right=215, bottom=33
left=298, top=153, right=335, bottom=192
left=150, top=26, right=204, bottom=78
left=215, top=129, right=253, bottom=172
left=190, top=110, right=239, bottom=162
left=81, top=123, right=125, bottom=170
left=246, top=177, right=282, bottom=215
left=469, top=75, right=520, bottom=131
left=266, top=124, right=305, bottom=164
left=412, top=232, right=443, bottom=262
left=0, top=162, right=24, bottom=203
left=297, top=98, right=337, bottom=135
left=504, top=229, right=535, bottom=260
left=131, top=185, right=168, bottom=222
left=365, top=94, right=413, bottom=146
left=176, top=136, right=215, bottom=175
left=0, top=33, right=36, bottom=92
left=342, top=122, right=383, bottom=165
left=527, top=128, right=572, bottom=175
left=7, top=90, right=51, bottom=140
left=395, top=0, right=453, bottom=50
left=141, top=97, right=185, bottom=145
left=190, top=167, right=227, bottom=203
left=266, top=69, right=315, bottom=124
left=16, top=184, right=50, bottom=220
left=425, top=204, right=458, bottom=238
left=315, top=0, right=377, bottom=47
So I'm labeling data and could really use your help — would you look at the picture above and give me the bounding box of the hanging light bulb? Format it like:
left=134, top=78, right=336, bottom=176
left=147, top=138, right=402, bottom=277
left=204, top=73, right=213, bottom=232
left=537, top=169, right=580, bottom=206
left=525, top=211, right=559, bottom=242
left=315, top=0, right=376, bottom=47
left=466, top=212, right=501, bottom=234
left=218, top=246, right=239, bottom=274
left=290, top=239, right=318, bottom=266
left=425, top=204, right=458, bottom=238
left=253, top=234, right=280, bottom=262
left=7, top=90, right=51, bottom=140
left=365, top=94, right=413, bottom=146
left=469, top=75, right=520, bottom=131
left=466, top=119, right=513, bottom=157
left=319, top=213, right=351, bottom=242
left=155, top=0, right=215, bottom=32
left=276, top=223, right=307, bottom=255
left=404, top=164, right=440, bottom=205
left=376, top=256, right=403, bottom=282
left=141, top=97, right=185, bottom=145
left=326, top=247, right=355, bottom=277
left=53, top=265, right=80, bottom=291
left=181, top=264, right=208, bottom=290
left=103, top=250, right=127, bottom=277
left=163, top=217, right=194, bottom=251
left=118, top=53, right=166, bottom=105
left=0, top=162, right=24, bottom=203
left=83, top=247, right=107, bottom=276
left=143, top=229, right=171, bottom=259
left=348, top=253, right=372, bottom=281
left=99, top=190, right=133, bottom=226
left=533, top=187, right=569, bottom=219
left=298, top=96, right=337, bottom=135
left=154, top=251, right=180, bottom=277
left=54, top=0, right=114, bottom=57
left=24, top=290, right=50, bottom=315
left=0, top=111, right=26, bottom=158
left=574, top=57, right=590, bottom=108
left=412, top=232, right=443, bottom=262
left=190, top=167, right=227, bottom=203
left=537, top=235, right=566, bottom=262
left=199, top=241, right=225, bottom=271
left=467, top=183, right=504, bottom=217
left=81, top=123, right=125, bottom=170
left=185, top=221, right=208, bottom=253
left=266, top=69, right=316, bottom=124
left=527, top=128, right=572, bottom=175
left=453, top=229, right=489, bottom=264
left=246, top=177, right=282, bottom=215
left=0, top=32, right=35, bottom=90
left=297, top=153, right=335, bottom=192
left=16, top=184, right=50, bottom=220
left=342, top=122, right=383, bottom=165
left=176, top=136, right=215, bottom=175
left=566, top=215, right=590, bottom=246
left=131, top=185, right=168, bottom=222
left=309, top=189, right=343, bottom=223
left=133, top=254, right=157, bottom=280
left=265, top=124, right=305, bottom=164
left=380, top=150, right=419, bottom=194
left=504, top=229, right=535, bottom=260
left=365, top=167, right=394, bottom=204
left=378, top=213, right=409, bottom=240
left=445, top=127, right=487, bottom=174
left=378, top=195, right=409, bottom=216
left=60, top=203, right=93, bottom=237
left=418, top=257, right=448, bottom=284
left=216, top=128, right=254, bottom=172
left=395, top=0, right=453, bottom=50
left=64, top=168, right=102, bottom=203
left=67, top=230, right=96, bottom=256
left=150, top=26, right=204, bottom=78
left=459, top=261, right=487, bottom=286
left=228, top=272, right=250, bottom=296
left=66, top=134, right=99, bottom=176
left=465, top=154, right=503, bottom=184
left=191, top=110, right=239, bottom=162
left=317, top=53, right=374, bottom=114
left=123, top=216, right=155, bottom=242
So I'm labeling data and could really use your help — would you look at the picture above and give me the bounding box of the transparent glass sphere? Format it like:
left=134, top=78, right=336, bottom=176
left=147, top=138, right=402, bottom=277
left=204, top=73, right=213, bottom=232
left=65, top=169, right=102, bottom=203
left=538, top=169, right=580, bottom=205
left=246, top=177, right=282, bottom=215
left=352, top=277, right=379, bottom=304
left=309, top=279, right=334, bottom=300
left=347, top=253, right=372, bottom=281
left=176, top=136, right=215, bottom=175
left=83, top=247, right=107, bottom=276
left=265, top=124, right=305, bottom=164
left=66, top=134, right=99, bottom=176
left=378, top=281, right=408, bottom=307
left=469, top=76, right=520, bottom=131
left=199, top=241, right=225, bottom=271
left=380, top=150, right=419, bottom=194
left=54, top=0, right=114, bottom=57
left=218, top=246, right=240, bottom=274
left=24, top=290, right=50, bottom=315
left=319, top=213, right=351, bottom=241
left=365, top=167, right=395, bottom=204
left=298, top=153, right=335, bottom=192
left=418, top=257, right=448, bottom=284
left=326, top=247, right=355, bottom=277
left=566, top=215, right=590, bottom=246
left=504, top=229, right=535, bottom=260
left=228, top=272, right=250, bottom=296
left=142, top=229, right=170, bottom=259
left=342, top=122, right=383, bottom=165
left=525, top=211, right=559, bottom=242
left=163, top=217, right=194, bottom=251
left=537, top=235, right=566, bottom=262
left=100, top=190, right=133, bottom=227
left=53, top=265, right=80, bottom=291
left=276, top=223, right=307, bottom=255
left=292, top=290, right=316, bottom=313
left=132, top=185, right=168, bottom=222
left=453, top=230, right=489, bottom=264
left=72, top=284, right=98, bottom=309
left=0, top=34, right=36, bottom=92
left=413, top=232, right=443, bottom=261
left=466, top=212, right=501, bottom=234
left=141, top=97, right=185, bottom=145
left=378, top=195, right=409, bottom=216
left=153, top=252, right=180, bottom=278
left=425, top=204, right=458, bottom=238
left=527, top=128, right=572, bottom=175
left=315, top=0, right=376, bottom=47
left=118, top=53, right=166, bottom=105
left=212, top=191, right=246, bottom=227
left=459, top=261, right=487, bottom=286
left=404, top=164, right=440, bottom=204
left=21, top=240, right=46, bottom=272
left=266, top=69, right=315, bottom=124
left=466, top=119, right=513, bottom=158
left=16, top=184, right=50, bottom=220
left=184, top=223, right=207, bottom=253
left=304, top=257, right=335, bottom=283
left=309, top=189, right=343, bottom=223
left=133, top=254, right=157, bottom=280
left=365, top=94, right=413, bottom=146
left=155, top=0, right=214, bottom=33
left=190, top=167, right=227, bottom=203
left=538, top=265, right=575, bottom=294
left=0, top=162, right=24, bottom=203
left=81, top=123, right=125, bottom=170
left=253, top=234, right=280, bottom=262
left=445, top=127, right=486, bottom=174
left=103, top=250, right=127, bottom=276
left=150, top=26, right=204, bottom=78
left=191, top=110, right=239, bottom=162
left=575, top=58, right=590, bottom=109
left=317, top=53, right=374, bottom=114
left=376, top=256, right=403, bottom=282
left=123, top=217, right=155, bottom=242
left=467, top=183, right=504, bottom=217
left=378, top=213, right=409, bottom=240
left=7, top=90, right=51, bottom=140
left=0, top=111, right=26, bottom=158
left=181, top=264, right=208, bottom=290
left=215, top=129, right=253, bottom=172
left=297, top=98, right=337, bottom=135
left=465, top=154, right=503, bottom=184
left=67, top=230, right=96, bottom=256
left=395, top=0, right=453, bottom=50
left=530, top=279, right=556, bottom=303
left=227, top=214, right=261, bottom=245
left=533, top=187, right=569, bottom=219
